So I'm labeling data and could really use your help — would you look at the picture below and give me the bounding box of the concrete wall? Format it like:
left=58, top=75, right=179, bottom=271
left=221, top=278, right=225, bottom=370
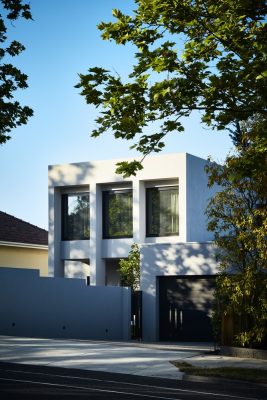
left=48, top=153, right=212, bottom=280
left=47, top=153, right=219, bottom=342
left=0, top=245, right=48, bottom=276
left=186, top=154, right=217, bottom=242
left=0, top=268, right=131, bottom=341
left=64, top=260, right=89, bottom=279
left=140, top=242, right=218, bottom=341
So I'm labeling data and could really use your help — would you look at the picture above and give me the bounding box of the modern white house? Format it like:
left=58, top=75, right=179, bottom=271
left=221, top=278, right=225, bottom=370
left=48, top=153, right=219, bottom=342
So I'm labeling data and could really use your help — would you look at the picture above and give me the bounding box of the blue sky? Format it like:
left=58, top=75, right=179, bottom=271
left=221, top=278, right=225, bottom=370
left=0, top=0, right=233, bottom=230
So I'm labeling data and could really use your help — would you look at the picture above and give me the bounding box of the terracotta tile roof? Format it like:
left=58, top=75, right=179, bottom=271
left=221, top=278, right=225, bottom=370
left=0, top=211, right=48, bottom=246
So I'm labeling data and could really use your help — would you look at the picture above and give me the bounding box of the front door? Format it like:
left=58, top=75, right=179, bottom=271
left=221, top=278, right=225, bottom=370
left=158, top=276, right=215, bottom=341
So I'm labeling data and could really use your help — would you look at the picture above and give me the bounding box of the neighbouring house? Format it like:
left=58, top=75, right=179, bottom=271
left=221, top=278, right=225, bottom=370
left=0, top=211, right=48, bottom=276
left=48, top=153, right=219, bottom=342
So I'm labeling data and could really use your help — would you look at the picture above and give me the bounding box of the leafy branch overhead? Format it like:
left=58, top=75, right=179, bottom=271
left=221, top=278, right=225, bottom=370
left=76, top=0, right=267, bottom=176
left=0, top=0, right=33, bottom=144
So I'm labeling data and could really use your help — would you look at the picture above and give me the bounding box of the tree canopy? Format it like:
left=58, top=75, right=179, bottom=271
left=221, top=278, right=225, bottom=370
left=206, top=117, right=267, bottom=347
left=76, top=0, right=267, bottom=176
left=75, top=0, right=267, bottom=346
left=0, top=0, right=33, bottom=144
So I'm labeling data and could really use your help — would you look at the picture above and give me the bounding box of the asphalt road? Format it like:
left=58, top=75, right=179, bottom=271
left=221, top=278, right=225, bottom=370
left=0, top=363, right=267, bottom=400
left=0, top=362, right=266, bottom=400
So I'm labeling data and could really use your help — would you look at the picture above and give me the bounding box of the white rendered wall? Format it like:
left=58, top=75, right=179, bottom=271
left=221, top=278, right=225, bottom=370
left=185, top=154, right=217, bottom=242
left=90, top=183, right=105, bottom=285
left=48, top=153, right=220, bottom=342
left=48, top=187, right=64, bottom=277
left=61, top=240, right=90, bottom=260
left=140, top=154, right=187, bottom=243
left=48, top=153, right=217, bottom=279
left=64, top=260, right=89, bottom=279
left=140, top=242, right=218, bottom=341
left=48, top=153, right=187, bottom=279
left=102, top=239, right=132, bottom=259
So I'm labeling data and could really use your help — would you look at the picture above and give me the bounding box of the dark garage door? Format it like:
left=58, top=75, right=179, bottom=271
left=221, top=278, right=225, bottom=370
left=158, top=275, right=215, bottom=342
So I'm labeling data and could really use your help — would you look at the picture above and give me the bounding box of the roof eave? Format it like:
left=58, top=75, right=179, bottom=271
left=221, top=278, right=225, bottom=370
left=0, top=241, right=48, bottom=250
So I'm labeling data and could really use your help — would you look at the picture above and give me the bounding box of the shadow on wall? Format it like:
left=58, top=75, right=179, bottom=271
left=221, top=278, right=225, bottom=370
left=139, top=242, right=219, bottom=341
left=64, top=259, right=90, bottom=279
left=48, top=161, right=96, bottom=188
left=140, top=242, right=218, bottom=294
left=48, top=162, right=96, bottom=278
left=48, top=160, right=138, bottom=281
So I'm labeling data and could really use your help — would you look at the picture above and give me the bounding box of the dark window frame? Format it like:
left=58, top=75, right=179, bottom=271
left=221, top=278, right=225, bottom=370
left=102, top=189, right=133, bottom=239
left=62, top=192, right=90, bottom=241
left=146, top=186, right=179, bottom=237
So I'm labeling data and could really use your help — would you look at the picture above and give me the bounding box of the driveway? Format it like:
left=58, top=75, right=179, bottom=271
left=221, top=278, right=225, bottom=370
left=0, top=336, right=212, bottom=379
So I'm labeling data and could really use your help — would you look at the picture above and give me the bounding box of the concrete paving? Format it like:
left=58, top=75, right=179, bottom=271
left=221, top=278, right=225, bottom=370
left=0, top=336, right=205, bottom=379
left=0, top=335, right=266, bottom=381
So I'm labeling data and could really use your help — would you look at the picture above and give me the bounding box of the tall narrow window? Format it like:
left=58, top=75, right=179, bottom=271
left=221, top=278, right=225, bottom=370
left=62, top=193, right=89, bottom=240
left=103, top=190, right=133, bottom=238
left=146, top=186, right=178, bottom=236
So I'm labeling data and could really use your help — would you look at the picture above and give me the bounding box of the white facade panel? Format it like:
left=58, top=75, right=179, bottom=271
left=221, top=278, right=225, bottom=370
left=64, top=260, right=89, bottom=279
left=61, top=240, right=90, bottom=260
left=140, top=242, right=218, bottom=341
left=48, top=153, right=219, bottom=342
left=186, top=154, right=216, bottom=242
left=102, top=239, right=133, bottom=259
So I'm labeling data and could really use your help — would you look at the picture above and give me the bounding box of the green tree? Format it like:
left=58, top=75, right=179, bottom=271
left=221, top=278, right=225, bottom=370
left=119, top=243, right=140, bottom=291
left=76, top=0, right=267, bottom=176
left=0, top=0, right=33, bottom=144
left=206, top=117, right=267, bottom=348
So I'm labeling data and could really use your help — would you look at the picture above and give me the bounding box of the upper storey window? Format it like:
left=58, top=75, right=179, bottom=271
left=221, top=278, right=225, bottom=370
left=62, top=193, right=90, bottom=240
left=103, top=190, right=133, bottom=239
left=146, top=186, right=178, bottom=237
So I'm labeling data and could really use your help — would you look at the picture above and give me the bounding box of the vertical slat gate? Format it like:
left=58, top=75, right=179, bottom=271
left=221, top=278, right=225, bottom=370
left=131, top=290, right=142, bottom=340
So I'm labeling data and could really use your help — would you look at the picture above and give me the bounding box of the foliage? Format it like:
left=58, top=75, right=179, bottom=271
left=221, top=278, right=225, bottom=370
left=206, top=117, right=267, bottom=347
left=0, top=0, right=33, bottom=144
left=172, top=361, right=267, bottom=384
left=76, top=0, right=267, bottom=176
left=119, top=243, right=140, bottom=290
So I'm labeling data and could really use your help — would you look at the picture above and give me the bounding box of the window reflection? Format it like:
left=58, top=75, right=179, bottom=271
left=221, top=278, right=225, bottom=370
left=62, top=193, right=89, bottom=240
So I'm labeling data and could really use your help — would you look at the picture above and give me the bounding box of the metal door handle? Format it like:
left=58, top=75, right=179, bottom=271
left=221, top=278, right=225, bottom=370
left=180, top=310, right=183, bottom=326
left=169, top=308, right=172, bottom=324
left=174, top=308, right=178, bottom=329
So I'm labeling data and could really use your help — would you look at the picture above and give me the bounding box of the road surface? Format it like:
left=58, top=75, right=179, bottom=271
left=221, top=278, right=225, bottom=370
left=0, top=362, right=266, bottom=400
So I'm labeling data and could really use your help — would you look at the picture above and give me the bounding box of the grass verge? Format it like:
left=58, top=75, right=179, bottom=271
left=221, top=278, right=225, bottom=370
left=172, top=361, right=267, bottom=384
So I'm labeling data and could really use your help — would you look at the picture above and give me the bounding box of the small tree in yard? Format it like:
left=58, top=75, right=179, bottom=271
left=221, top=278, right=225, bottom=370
left=119, top=243, right=140, bottom=291
left=206, top=117, right=267, bottom=348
